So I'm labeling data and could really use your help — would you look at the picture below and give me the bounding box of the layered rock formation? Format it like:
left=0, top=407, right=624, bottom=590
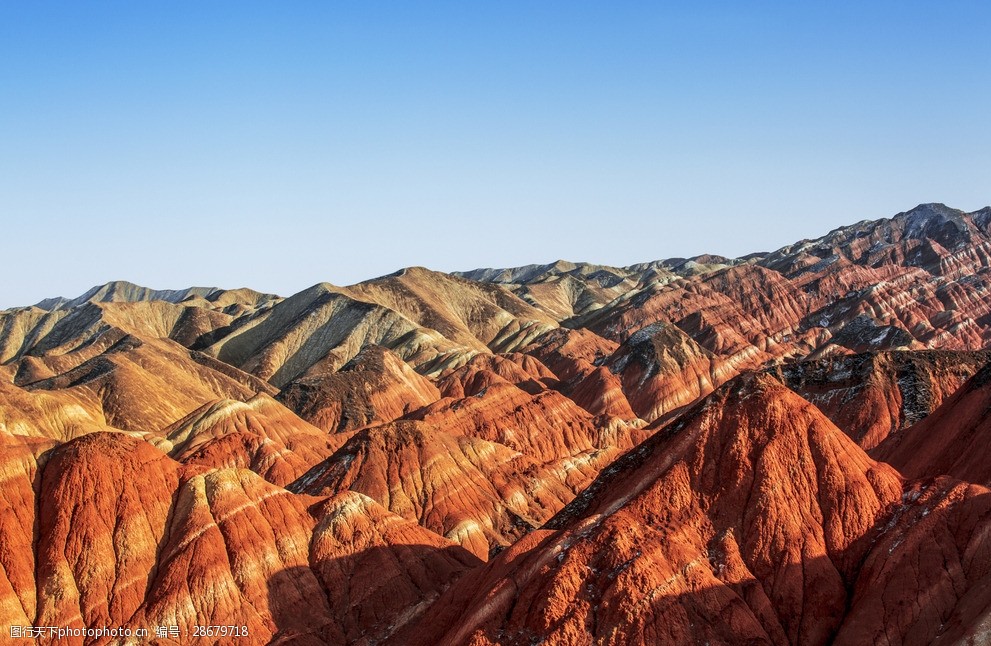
left=2, top=202, right=991, bottom=644
left=395, top=375, right=905, bottom=645
left=291, top=421, right=574, bottom=559
left=397, top=375, right=991, bottom=646
left=767, top=349, right=991, bottom=450
left=161, top=393, right=345, bottom=486
left=277, top=345, right=441, bottom=433
left=10, top=432, right=479, bottom=645
left=873, top=363, right=991, bottom=485
left=604, top=321, right=729, bottom=422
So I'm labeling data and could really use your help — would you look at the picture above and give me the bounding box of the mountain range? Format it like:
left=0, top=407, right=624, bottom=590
left=4, top=203, right=991, bottom=644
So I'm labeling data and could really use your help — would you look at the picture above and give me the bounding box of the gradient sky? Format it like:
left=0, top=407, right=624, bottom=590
left=1, top=2, right=989, bottom=308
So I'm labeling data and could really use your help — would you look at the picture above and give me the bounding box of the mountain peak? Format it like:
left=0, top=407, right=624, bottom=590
left=35, top=281, right=223, bottom=311
left=893, top=201, right=966, bottom=225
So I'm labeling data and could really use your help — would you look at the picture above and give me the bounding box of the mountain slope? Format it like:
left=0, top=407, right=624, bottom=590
left=277, top=345, right=441, bottom=433
left=395, top=374, right=903, bottom=645
left=767, top=349, right=991, bottom=450
left=161, top=393, right=346, bottom=486
left=17, top=432, right=480, bottom=644
left=3, top=202, right=991, bottom=645
left=290, top=421, right=574, bottom=559
left=872, top=363, right=991, bottom=484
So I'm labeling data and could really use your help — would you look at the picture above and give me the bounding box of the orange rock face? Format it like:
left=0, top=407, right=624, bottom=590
left=291, top=421, right=574, bottom=559
left=524, top=327, right=619, bottom=382
left=0, top=435, right=54, bottom=630
left=5, top=203, right=991, bottom=644
left=409, top=381, right=606, bottom=463
left=767, top=349, right=991, bottom=450
left=163, top=393, right=346, bottom=486
left=436, top=352, right=557, bottom=398
left=8, top=431, right=479, bottom=645
left=605, top=321, right=730, bottom=422
left=35, top=434, right=183, bottom=633
left=872, top=363, right=991, bottom=484
left=277, top=345, right=441, bottom=433
left=566, top=365, right=638, bottom=419
left=396, top=375, right=905, bottom=645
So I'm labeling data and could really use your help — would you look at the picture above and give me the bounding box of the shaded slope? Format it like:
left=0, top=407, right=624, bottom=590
left=277, top=345, right=440, bottom=433
left=768, top=349, right=991, bottom=450
left=0, top=435, right=55, bottom=630
left=873, top=363, right=991, bottom=485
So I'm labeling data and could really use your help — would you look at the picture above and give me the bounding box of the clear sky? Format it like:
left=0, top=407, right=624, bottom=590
left=1, top=1, right=989, bottom=308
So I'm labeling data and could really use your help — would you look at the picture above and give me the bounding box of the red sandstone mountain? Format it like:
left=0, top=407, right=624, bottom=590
left=162, top=393, right=345, bottom=486
left=8, top=432, right=479, bottom=644
left=523, top=327, right=619, bottom=381
left=393, top=375, right=900, bottom=644
left=565, top=365, right=639, bottom=419
left=290, top=421, right=575, bottom=559
left=435, top=352, right=558, bottom=398
left=396, top=375, right=991, bottom=646
left=522, top=328, right=640, bottom=419
left=604, top=321, right=730, bottom=422
left=872, top=363, right=991, bottom=485
left=2, top=203, right=991, bottom=644
left=766, top=349, right=991, bottom=450
left=406, top=380, right=644, bottom=476
left=277, top=345, right=441, bottom=433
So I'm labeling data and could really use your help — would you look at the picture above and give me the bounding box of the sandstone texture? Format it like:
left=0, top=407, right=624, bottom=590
left=2, top=202, right=991, bottom=644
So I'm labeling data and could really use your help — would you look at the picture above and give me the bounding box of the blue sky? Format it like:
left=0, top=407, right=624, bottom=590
left=1, top=1, right=989, bottom=307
